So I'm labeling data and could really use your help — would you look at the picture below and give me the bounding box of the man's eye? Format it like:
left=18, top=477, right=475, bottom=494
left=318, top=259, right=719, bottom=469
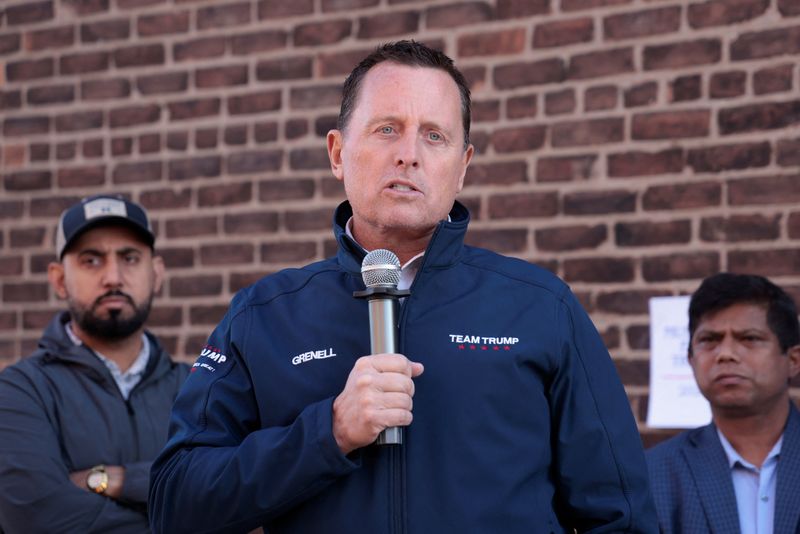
left=380, top=126, right=394, bottom=134
left=82, top=257, right=101, bottom=267
left=428, top=131, right=442, bottom=141
left=124, top=255, right=140, bottom=265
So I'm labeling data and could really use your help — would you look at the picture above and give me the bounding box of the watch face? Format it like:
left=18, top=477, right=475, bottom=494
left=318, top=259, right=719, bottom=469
left=87, top=472, right=103, bottom=488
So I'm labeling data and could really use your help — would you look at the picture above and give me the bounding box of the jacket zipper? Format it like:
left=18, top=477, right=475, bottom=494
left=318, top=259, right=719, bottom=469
left=391, top=295, right=411, bottom=534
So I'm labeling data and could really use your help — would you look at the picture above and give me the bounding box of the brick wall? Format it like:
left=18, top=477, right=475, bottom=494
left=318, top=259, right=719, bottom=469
left=1, top=0, right=799, bottom=440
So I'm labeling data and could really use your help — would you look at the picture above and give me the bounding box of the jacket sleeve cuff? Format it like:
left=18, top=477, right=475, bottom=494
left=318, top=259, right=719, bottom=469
left=118, top=461, right=152, bottom=504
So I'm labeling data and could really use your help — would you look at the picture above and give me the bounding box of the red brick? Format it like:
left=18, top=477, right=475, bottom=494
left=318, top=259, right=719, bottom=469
left=231, top=30, right=286, bottom=55
left=615, top=220, right=691, bottom=247
left=777, top=137, right=800, bottom=167
left=109, top=104, right=160, bottom=128
left=608, top=149, right=684, bottom=178
left=286, top=208, right=333, bottom=232
left=790, top=213, right=800, bottom=239
left=259, top=178, right=315, bottom=201
left=195, top=128, right=217, bottom=149
left=536, top=224, right=606, bottom=251
left=254, top=122, right=278, bottom=143
left=170, top=275, right=222, bottom=298
left=167, top=132, right=188, bottom=151
left=358, top=11, right=419, bottom=39
left=0, top=311, right=19, bottom=330
left=492, top=125, right=546, bottom=153
left=1, top=257, right=23, bottom=276
left=624, top=82, right=657, bottom=108
left=701, top=214, right=780, bottom=243
left=506, top=93, right=538, bottom=119
left=7, top=58, right=54, bottom=81
left=196, top=65, right=248, bottom=88
left=688, top=141, right=770, bottom=173
left=0, top=90, right=22, bottom=111
left=64, top=0, right=110, bottom=16
left=632, top=110, right=710, bottom=140
left=0, top=34, right=21, bottom=55
left=111, top=137, right=133, bottom=156
left=189, top=305, right=227, bottom=325
left=60, top=51, right=109, bottom=75
left=137, top=72, right=188, bottom=95
left=728, top=249, right=800, bottom=277
left=294, top=20, right=351, bottom=46
left=0, top=201, right=25, bottom=219
left=604, top=6, right=681, bottom=40
left=261, top=241, right=317, bottom=263
left=6, top=1, right=54, bottom=25
left=718, top=100, right=800, bottom=134
left=31, top=143, right=51, bottom=161
left=27, top=84, right=75, bottom=106
left=597, top=290, right=670, bottom=315
left=730, top=26, right=800, bottom=60
left=290, top=85, right=341, bottom=110
left=427, top=3, right=492, bottom=29
left=166, top=216, right=217, bottom=238
left=228, top=150, right=282, bottom=175
left=168, top=98, right=220, bottom=121
left=488, top=192, right=558, bottom=219
left=174, top=37, right=226, bottom=61
left=81, top=18, right=130, bottom=42
left=472, top=100, right=500, bottom=122
left=728, top=174, right=800, bottom=206
left=55, top=110, right=103, bottom=132
left=536, top=154, right=596, bottom=182
left=26, top=26, right=74, bottom=51
left=149, top=306, right=183, bottom=326
left=584, top=85, right=618, bottom=112
left=643, top=252, right=720, bottom=282
left=458, top=28, right=526, bottom=57
left=3, top=283, right=49, bottom=303
left=198, top=182, right=252, bottom=207
left=113, top=161, right=162, bottom=184
left=494, top=58, right=564, bottom=89
left=671, top=75, right=702, bottom=102
left=114, top=44, right=164, bottom=68
left=10, top=227, right=47, bottom=248
left=140, top=188, right=191, bottom=210
left=57, top=142, right=77, bottom=160
left=534, top=17, right=593, bottom=48
left=564, top=190, right=636, bottom=215
left=284, top=118, right=307, bottom=139
left=223, top=210, right=280, bottom=234
left=319, top=48, right=374, bottom=77
left=29, top=195, right=80, bottom=216
left=168, top=156, right=221, bottom=180
left=198, top=2, right=250, bottom=30
left=709, top=71, right=746, bottom=99
left=689, top=0, right=769, bottom=28
left=258, top=0, right=314, bottom=18
left=118, top=0, right=164, bottom=8
left=228, top=90, right=281, bottom=115
left=568, top=47, right=634, bottom=80
left=753, top=63, right=794, bottom=95
left=138, top=12, right=189, bottom=36
left=138, top=134, right=159, bottom=153
left=81, top=78, right=131, bottom=100
left=563, top=257, right=635, bottom=283
left=545, top=89, right=575, bottom=115
left=57, top=165, right=105, bottom=188
left=779, top=0, right=800, bottom=15
left=223, top=125, right=246, bottom=146
left=200, top=243, right=254, bottom=266
left=256, top=57, right=312, bottom=81
left=289, top=148, right=330, bottom=170
left=496, top=0, right=549, bottom=18
left=464, top=228, right=528, bottom=253
left=466, top=161, right=528, bottom=186
left=552, top=117, right=624, bottom=147
left=644, top=39, right=721, bottom=70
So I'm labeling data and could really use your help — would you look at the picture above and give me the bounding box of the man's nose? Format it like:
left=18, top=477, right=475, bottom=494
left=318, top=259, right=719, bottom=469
left=395, top=132, right=419, bottom=168
left=715, top=335, right=739, bottom=363
left=101, top=257, right=123, bottom=287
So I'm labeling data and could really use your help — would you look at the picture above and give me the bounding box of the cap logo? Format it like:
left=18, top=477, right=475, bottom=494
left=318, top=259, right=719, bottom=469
left=84, top=198, right=127, bottom=220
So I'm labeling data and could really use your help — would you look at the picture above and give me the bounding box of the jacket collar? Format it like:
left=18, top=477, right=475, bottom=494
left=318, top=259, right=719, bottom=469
left=333, top=200, right=470, bottom=276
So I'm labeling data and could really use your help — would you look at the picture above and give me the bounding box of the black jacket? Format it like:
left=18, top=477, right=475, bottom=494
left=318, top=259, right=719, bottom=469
left=0, top=311, right=189, bottom=533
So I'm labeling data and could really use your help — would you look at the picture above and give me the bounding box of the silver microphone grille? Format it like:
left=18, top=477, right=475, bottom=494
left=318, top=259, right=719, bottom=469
left=361, top=249, right=401, bottom=288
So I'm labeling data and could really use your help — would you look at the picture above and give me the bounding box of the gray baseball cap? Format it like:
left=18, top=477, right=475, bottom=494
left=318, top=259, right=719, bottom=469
left=55, top=194, right=155, bottom=259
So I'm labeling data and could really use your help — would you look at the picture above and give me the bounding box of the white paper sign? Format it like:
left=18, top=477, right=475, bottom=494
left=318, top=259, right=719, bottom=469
left=646, top=295, right=711, bottom=428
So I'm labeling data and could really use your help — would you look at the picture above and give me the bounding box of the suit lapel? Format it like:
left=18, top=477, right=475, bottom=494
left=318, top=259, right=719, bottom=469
left=775, top=403, right=800, bottom=534
left=683, top=424, right=742, bottom=534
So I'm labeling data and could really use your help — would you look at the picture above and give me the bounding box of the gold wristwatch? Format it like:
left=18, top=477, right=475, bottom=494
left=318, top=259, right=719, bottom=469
left=86, top=465, right=109, bottom=494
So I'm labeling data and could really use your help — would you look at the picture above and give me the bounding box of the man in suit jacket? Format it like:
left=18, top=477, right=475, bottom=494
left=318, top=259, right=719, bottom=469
left=647, top=273, right=800, bottom=534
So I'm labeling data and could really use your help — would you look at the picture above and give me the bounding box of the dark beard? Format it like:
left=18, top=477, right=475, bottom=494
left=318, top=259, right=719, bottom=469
left=69, top=290, right=153, bottom=341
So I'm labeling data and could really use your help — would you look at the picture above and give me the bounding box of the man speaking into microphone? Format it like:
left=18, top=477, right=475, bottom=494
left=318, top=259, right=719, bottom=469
left=149, top=41, right=657, bottom=533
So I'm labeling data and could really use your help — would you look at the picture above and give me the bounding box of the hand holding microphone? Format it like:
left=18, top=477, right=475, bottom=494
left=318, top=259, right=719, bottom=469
left=332, top=250, right=423, bottom=454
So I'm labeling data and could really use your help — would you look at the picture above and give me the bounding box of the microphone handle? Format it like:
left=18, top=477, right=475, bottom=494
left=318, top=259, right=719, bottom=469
left=367, top=296, right=403, bottom=445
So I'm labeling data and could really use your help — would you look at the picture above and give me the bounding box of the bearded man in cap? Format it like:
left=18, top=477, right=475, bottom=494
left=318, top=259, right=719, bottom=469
left=0, top=194, right=189, bottom=534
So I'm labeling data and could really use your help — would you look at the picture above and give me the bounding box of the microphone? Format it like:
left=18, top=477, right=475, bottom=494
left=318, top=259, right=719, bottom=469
left=353, top=249, right=410, bottom=445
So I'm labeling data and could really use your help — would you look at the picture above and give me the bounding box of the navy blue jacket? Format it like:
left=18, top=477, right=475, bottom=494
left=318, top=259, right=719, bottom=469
left=0, top=312, right=189, bottom=533
left=646, top=403, right=800, bottom=533
left=150, top=201, right=657, bottom=533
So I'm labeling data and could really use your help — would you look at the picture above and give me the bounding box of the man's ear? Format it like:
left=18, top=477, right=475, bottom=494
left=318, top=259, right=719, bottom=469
left=327, top=129, right=344, bottom=182
left=787, top=345, right=800, bottom=380
left=152, top=255, right=165, bottom=295
left=47, top=261, right=68, bottom=300
left=456, top=143, right=474, bottom=193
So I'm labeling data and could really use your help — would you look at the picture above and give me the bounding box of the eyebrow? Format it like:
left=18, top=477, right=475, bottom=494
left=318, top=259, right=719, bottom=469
left=76, top=246, right=144, bottom=256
